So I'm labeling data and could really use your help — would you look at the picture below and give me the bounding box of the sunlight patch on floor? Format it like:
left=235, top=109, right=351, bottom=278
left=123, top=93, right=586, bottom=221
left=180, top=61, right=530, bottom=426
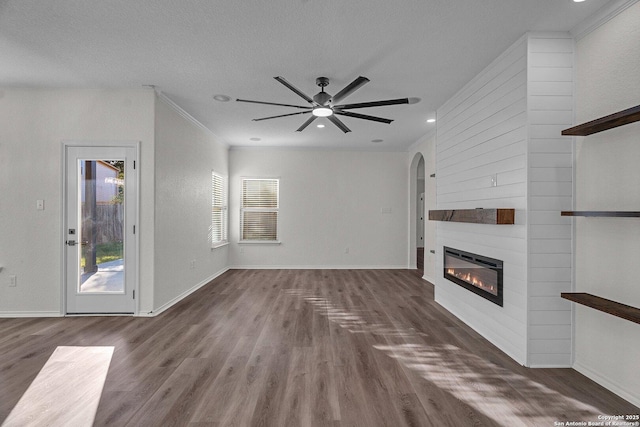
left=2, top=346, right=114, bottom=427
left=286, top=288, right=603, bottom=425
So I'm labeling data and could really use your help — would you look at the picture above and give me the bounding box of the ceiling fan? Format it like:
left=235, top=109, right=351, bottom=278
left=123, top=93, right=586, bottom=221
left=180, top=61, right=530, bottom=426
left=236, top=76, right=415, bottom=133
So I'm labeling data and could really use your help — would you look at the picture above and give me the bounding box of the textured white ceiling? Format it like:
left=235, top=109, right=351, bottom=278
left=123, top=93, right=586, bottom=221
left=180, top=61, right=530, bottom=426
left=0, top=0, right=609, bottom=150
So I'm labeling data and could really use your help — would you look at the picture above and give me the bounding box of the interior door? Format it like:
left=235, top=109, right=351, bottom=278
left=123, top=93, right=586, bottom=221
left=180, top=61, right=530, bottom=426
left=64, top=145, right=137, bottom=314
left=417, top=192, right=425, bottom=247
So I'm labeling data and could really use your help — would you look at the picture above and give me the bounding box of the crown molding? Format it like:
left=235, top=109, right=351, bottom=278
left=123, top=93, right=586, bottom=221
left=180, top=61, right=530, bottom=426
left=155, top=90, right=230, bottom=147
left=571, top=0, right=639, bottom=41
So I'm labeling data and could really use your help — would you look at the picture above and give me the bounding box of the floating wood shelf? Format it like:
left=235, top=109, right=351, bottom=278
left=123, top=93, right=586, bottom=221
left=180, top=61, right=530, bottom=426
left=561, top=293, right=640, bottom=325
left=428, top=208, right=515, bottom=225
left=561, top=104, right=640, bottom=136
left=561, top=211, right=640, bottom=218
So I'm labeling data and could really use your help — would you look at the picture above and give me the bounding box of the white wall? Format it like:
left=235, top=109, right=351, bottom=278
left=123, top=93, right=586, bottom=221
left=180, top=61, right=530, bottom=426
left=431, top=33, right=576, bottom=367
left=228, top=149, right=408, bottom=268
left=434, top=35, right=529, bottom=364
left=0, top=89, right=156, bottom=315
left=572, top=2, right=640, bottom=407
left=152, top=95, right=229, bottom=313
left=526, top=33, right=575, bottom=367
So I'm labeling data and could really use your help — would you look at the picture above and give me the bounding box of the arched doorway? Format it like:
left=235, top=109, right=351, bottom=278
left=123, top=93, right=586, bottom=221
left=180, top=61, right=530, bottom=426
left=409, top=152, right=425, bottom=272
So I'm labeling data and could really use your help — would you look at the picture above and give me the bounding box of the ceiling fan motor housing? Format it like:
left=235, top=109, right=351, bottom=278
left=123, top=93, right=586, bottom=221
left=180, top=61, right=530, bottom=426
left=313, top=91, right=331, bottom=106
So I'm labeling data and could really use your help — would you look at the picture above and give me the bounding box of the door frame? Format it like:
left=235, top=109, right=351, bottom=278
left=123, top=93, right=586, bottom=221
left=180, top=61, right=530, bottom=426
left=60, top=140, right=140, bottom=315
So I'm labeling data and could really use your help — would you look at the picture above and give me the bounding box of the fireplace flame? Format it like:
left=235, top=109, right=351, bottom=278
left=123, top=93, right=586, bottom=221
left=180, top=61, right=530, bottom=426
left=446, top=268, right=494, bottom=293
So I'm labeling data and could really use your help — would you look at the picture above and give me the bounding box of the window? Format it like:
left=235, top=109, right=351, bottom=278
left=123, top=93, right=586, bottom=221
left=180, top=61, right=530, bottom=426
left=240, top=178, right=279, bottom=242
left=211, top=171, right=228, bottom=248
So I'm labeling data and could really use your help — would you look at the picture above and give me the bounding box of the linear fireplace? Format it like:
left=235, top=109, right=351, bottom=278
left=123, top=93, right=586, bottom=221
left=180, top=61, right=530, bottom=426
left=443, top=247, right=503, bottom=306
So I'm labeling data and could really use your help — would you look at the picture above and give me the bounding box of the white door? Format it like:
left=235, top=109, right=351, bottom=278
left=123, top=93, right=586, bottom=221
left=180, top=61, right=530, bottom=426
left=64, top=145, right=137, bottom=314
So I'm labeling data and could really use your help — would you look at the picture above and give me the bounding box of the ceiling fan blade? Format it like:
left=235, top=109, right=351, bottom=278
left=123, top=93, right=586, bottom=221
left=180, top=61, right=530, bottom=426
left=330, top=76, right=370, bottom=105
left=253, top=110, right=311, bottom=121
left=327, top=115, right=351, bottom=133
left=295, top=116, right=318, bottom=132
left=236, top=98, right=310, bottom=109
left=334, top=110, right=393, bottom=124
left=274, top=76, right=315, bottom=105
left=334, top=98, right=410, bottom=110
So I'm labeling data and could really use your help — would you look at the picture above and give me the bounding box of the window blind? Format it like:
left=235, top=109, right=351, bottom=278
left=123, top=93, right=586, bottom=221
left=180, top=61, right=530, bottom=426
left=241, top=178, right=279, bottom=241
left=211, top=172, right=228, bottom=246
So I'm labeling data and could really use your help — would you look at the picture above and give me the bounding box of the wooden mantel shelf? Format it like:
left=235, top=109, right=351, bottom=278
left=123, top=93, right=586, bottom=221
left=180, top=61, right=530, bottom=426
left=561, top=293, right=640, bottom=325
left=561, top=211, right=640, bottom=218
left=428, top=208, right=515, bottom=225
left=562, top=104, right=640, bottom=136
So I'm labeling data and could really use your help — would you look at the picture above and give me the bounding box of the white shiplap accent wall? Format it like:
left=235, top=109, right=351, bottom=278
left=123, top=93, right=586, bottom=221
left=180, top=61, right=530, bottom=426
left=526, top=34, right=574, bottom=367
left=435, top=35, right=529, bottom=364
left=434, top=33, right=574, bottom=367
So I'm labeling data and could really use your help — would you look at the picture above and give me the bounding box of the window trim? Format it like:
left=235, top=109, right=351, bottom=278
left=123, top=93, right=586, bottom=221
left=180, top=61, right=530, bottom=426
left=211, top=170, right=228, bottom=249
left=239, top=177, right=280, bottom=243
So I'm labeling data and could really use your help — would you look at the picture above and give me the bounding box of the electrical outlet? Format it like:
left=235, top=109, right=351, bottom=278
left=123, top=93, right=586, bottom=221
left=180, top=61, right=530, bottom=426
left=9, top=275, right=17, bottom=287
left=36, top=199, right=45, bottom=210
left=491, top=174, right=498, bottom=187
left=344, top=247, right=349, bottom=254
left=189, top=260, right=196, bottom=269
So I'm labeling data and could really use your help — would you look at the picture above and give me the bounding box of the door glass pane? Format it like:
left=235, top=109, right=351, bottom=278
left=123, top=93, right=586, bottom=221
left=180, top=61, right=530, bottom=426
left=78, top=160, right=125, bottom=293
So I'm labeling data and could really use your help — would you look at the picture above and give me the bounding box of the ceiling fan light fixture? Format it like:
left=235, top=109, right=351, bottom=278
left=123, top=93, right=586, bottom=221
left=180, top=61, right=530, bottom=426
left=312, top=107, right=333, bottom=117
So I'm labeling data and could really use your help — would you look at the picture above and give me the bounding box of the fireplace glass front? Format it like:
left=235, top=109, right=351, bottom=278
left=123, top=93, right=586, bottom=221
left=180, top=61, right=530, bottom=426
left=443, top=247, right=503, bottom=306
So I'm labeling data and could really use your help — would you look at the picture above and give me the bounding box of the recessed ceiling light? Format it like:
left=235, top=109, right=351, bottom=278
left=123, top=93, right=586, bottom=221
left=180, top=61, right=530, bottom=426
left=249, top=137, right=261, bottom=141
left=427, top=118, right=436, bottom=123
left=371, top=139, right=383, bottom=143
left=213, top=94, right=231, bottom=102
left=317, top=124, right=325, bottom=128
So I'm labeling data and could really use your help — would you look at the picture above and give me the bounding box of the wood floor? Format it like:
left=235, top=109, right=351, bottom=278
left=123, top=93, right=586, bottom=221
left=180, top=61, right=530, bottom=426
left=1, top=269, right=637, bottom=426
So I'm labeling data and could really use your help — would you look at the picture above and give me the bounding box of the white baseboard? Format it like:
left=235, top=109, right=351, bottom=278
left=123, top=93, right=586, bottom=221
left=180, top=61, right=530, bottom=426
left=527, top=363, right=571, bottom=369
left=226, top=265, right=407, bottom=270
left=422, top=274, right=435, bottom=284
left=573, top=361, right=640, bottom=408
left=0, top=311, right=63, bottom=318
left=137, top=267, right=230, bottom=317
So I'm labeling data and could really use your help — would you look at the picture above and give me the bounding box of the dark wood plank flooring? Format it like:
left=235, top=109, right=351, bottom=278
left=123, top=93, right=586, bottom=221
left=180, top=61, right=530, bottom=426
left=1, top=269, right=638, bottom=426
